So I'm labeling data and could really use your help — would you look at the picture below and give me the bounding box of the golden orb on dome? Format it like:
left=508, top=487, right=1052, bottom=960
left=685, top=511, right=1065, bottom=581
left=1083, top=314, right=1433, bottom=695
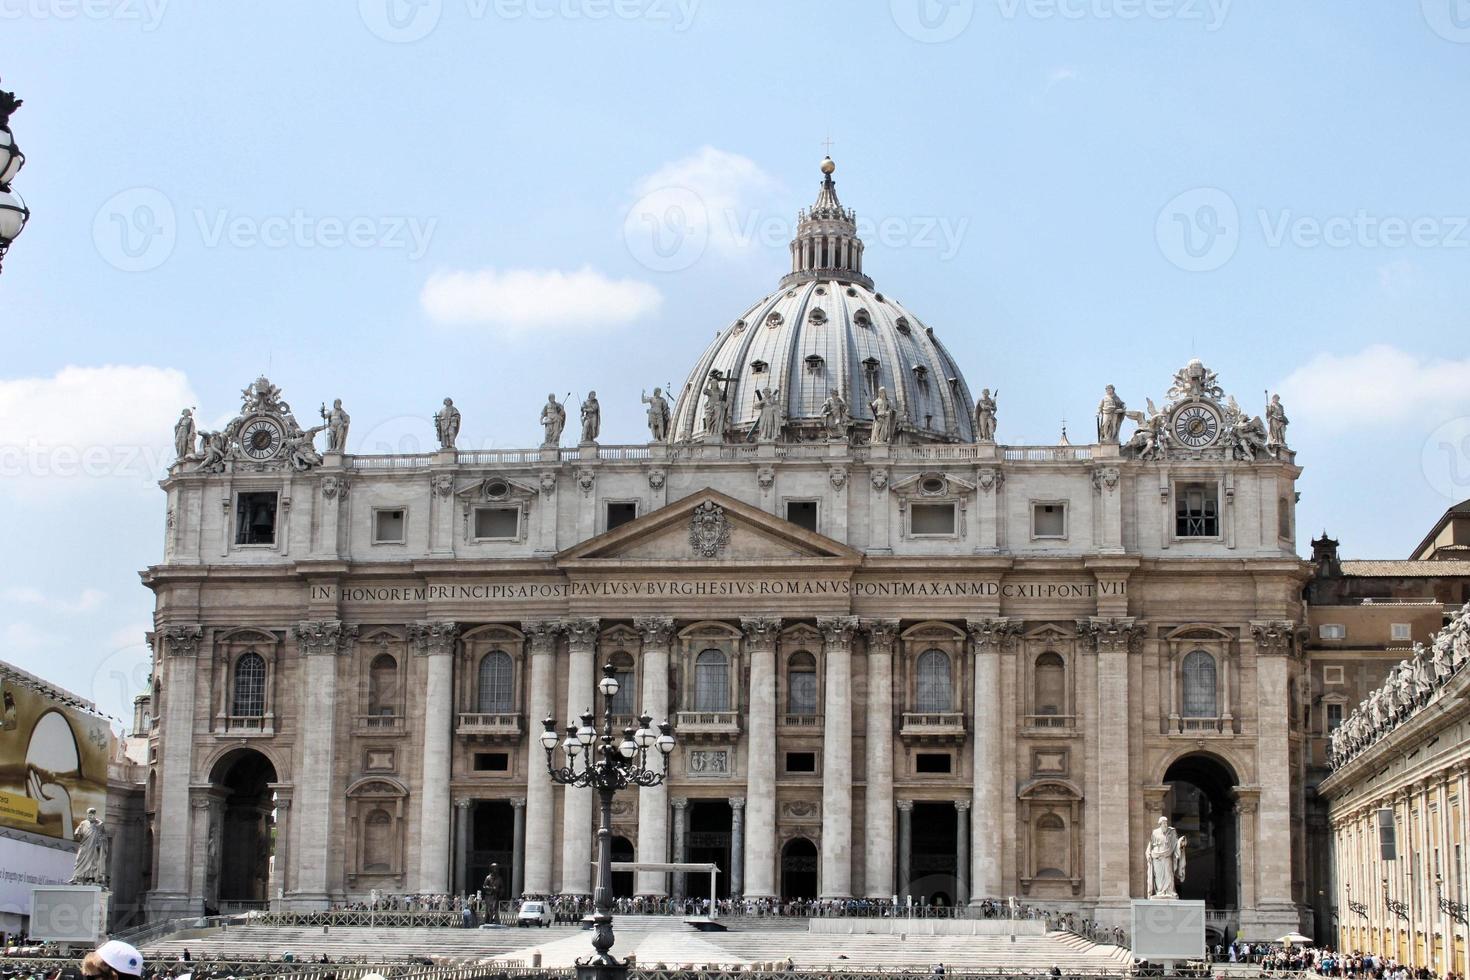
left=820, top=155, right=836, bottom=175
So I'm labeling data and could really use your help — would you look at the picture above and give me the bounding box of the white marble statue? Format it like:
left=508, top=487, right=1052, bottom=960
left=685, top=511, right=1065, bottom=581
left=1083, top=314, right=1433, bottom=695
left=974, top=388, right=997, bottom=442
left=542, top=393, right=567, bottom=447
left=434, top=398, right=461, bottom=450
left=756, top=386, right=783, bottom=441
left=1144, top=816, right=1186, bottom=899
left=1096, top=385, right=1126, bottom=443
left=821, top=387, right=848, bottom=439
left=70, top=807, right=110, bottom=887
left=580, top=391, right=600, bottom=444
left=870, top=386, right=896, bottom=445
left=641, top=388, right=670, bottom=442
left=1265, top=393, right=1289, bottom=454
left=702, top=370, right=729, bottom=441
left=321, top=399, right=350, bottom=453
left=174, top=408, right=197, bottom=461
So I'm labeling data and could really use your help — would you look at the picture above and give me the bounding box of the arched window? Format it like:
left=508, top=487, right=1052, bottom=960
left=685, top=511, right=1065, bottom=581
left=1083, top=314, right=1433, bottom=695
left=1034, top=813, right=1069, bottom=877
left=694, top=649, right=729, bottom=711
left=232, top=652, right=266, bottom=717
left=608, top=652, right=635, bottom=717
left=1033, top=652, right=1065, bottom=717
left=915, top=649, right=952, bottom=713
left=787, top=652, right=817, bottom=716
left=362, top=809, right=393, bottom=873
left=477, top=651, right=514, bottom=713
left=1181, top=650, right=1218, bottom=718
left=368, top=654, right=398, bottom=716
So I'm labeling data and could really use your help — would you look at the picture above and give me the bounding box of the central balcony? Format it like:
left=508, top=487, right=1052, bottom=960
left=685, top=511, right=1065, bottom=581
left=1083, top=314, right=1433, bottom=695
left=456, top=712, right=523, bottom=742
left=900, top=712, right=966, bottom=745
left=781, top=713, right=823, bottom=730
left=675, top=710, right=741, bottom=743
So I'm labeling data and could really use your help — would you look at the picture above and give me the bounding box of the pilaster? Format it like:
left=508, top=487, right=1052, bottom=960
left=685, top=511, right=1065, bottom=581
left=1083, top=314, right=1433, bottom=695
left=967, top=617, right=1020, bottom=900
left=863, top=619, right=899, bottom=898
left=818, top=615, right=858, bottom=899
left=521, top=620, right=561, bottom=894
left=409, top=620, right=458, bottom=894
left=741, top=616, right=782, bottom=899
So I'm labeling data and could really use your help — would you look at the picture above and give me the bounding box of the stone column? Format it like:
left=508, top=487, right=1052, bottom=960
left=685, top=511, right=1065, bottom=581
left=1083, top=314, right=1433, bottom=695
left=672, top=797, right=690, bottom=901
left=863, top=621, right=899, bottom=899
left=898, top=800, right=914, bottom=900
left=410, top=621, right=457, bottom=894
left=730, top=797, right=746, bottom=899
left=294, top=620, right=356, bottom=905
left=818, top=617, right=858, bottom=899
left=521, top=621, right=561, bottom=895
left=634, top=617, right=675, bottom=897
left=742, top=616, right=782, bottom=899
left=1081, top=617, right=1141, bottom=905
left=455, top=798, right=473, bottom=896
left=189, top=787, right=224, bottom=911
left=510, top=797, right=527, bottom=899
left=967, top=618, right=1018, bottom=901
left=149, top=625, right=203, bottom=915
left=560, top=618, right=600, bottom=895
left=1234, top=787, right=1261, bottom=911
left=267, top=788, right=292, bottom=905
left=1250, top=622, right=1299, bottom=921
left=955, top=800, right=971, bottom=906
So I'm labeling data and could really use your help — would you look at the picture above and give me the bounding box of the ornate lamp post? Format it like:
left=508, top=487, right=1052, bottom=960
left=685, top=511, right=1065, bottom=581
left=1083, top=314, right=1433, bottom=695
left=542, top=663, right=675, bottom=980
left=0, top=78, right=28, bottom=274
left=1436, top=873, right=1469, bottom=926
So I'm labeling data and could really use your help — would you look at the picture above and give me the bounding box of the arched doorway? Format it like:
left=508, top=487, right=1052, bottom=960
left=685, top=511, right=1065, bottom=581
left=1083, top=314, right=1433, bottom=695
left=781, top=837, right=818, bottom=899
left=610, top=836, right=635, bottom=898
left=1162, top=753, right=1239, bottom=927
left=209, top=749, right=278, bottom=909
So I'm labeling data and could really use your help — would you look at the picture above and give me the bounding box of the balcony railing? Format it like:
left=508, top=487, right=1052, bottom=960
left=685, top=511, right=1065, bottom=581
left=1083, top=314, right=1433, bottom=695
left=1175, top=716, right=1230, bottom=734
left=456, top=712, right=523, bottom=739
left=356, top=714, right=405, bottom=732
left=1024, top=713, right=1076, bottom=730
left=782, top=713, right=823, bottom=728
left=675, top=710, right=741, bottom=742
left=900, top=712, right=966, bottom=744
left=219, top=714, right=272, bottom=735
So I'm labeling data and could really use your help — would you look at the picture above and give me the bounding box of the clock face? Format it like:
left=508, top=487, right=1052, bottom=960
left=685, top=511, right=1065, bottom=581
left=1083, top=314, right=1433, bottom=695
left=1172, top=404, right=1220, bottom=449
left=240, top=415, right=285, bottom=460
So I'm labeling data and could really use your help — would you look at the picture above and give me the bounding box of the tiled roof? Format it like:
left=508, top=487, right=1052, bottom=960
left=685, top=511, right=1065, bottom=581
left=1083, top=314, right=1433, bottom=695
left=1339, top=559, right=1470, bottom=577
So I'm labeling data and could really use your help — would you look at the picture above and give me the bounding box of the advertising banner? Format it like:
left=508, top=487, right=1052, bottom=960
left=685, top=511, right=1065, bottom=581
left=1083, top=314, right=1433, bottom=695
left=0, top=669, right=110, bottom=842
left=0, top=836, right=77, bottom=919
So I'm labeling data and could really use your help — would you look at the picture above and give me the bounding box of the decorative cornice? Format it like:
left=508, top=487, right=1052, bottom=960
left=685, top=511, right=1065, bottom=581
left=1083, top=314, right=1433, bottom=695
left=740, top=616, right=782, bottom=649
left=967, top=617, right=1021, bottom=651
left=818, top=616, right=860, bottom=649
left=294, top=620, right=357, bottom=656
left=161, top=624, right=204, bottom=658
left=634, top=616, right=676, bottom=649
left=408, top=621, right=458, bottom=657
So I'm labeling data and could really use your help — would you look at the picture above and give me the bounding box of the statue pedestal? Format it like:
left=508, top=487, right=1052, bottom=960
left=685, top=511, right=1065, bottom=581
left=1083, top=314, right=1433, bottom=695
left=29, top=886, right=108, bottom=944
left=579, top=442, right=599, bottom=461
left=540, top=446, right=560, bottom=462
left=1130, top=899, right=1205, bottom=964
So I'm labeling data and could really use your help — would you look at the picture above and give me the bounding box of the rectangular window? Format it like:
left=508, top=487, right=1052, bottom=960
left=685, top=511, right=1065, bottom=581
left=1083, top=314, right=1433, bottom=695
left=606, top=502, right=638, bottom=531
left=473, top=506, right=520, bottom=540
left=1323, top=665, right=1345, bottom=685
left=1175, top=482, right=1219, bottom=538
left=1327, top=702, right=1343, bottom=732
left=1319, top=624, right=1347, bottom=640
left=373, top=508, right=406, bottom=544
left=786, top=500, right=818, bottom=532
left=910, top=503, right=956, bottom=536
left=473, top=752, right=510, bottom=772
left=785, top=751, right=816, bottom=774
left=1391, top=623, right=1412, bottom=642
left=1377, top=808, right=1397, bottom=861
left=235, top=491, right=278, bottom=545
left=916, top=752, right=953, bottom=774
left=1032, top=502, right=1066, bottom=539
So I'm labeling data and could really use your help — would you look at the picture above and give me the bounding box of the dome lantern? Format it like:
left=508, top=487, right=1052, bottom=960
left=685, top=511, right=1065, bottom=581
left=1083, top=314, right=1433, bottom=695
left=782, top=156, right=872, bottom=290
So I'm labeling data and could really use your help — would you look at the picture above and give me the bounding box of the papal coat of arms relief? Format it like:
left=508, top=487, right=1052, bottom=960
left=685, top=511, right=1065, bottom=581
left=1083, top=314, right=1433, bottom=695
left=688, top=501, right=732, bottom=558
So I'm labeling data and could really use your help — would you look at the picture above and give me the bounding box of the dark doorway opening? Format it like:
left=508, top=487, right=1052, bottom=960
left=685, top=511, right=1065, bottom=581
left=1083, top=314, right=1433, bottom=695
left=211, top=749, right=277, bottom=908
left=781, top=837, right=818, bottom=899
left=1163, top=753, right=1239, bottom=915
left=686, top=800, right=731, bottom=898
left=470, top=800, right=515, bottom=895
left=611, top=835, right=635, bottom=897
left=910, top=802, right=958, bottom=906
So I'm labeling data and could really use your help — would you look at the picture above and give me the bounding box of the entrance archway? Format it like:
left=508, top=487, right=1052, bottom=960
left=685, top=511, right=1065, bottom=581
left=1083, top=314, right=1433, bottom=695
left=209, top=748, right=277, bottom=908
left=610, top=836, right=635, bottom=898
left=470, top=801, right=515, bottom=896
left=1162, top=753, right=1239, bottom=918
left=910, top=802, right=958, bottom=905
left=781, top=837, right=818, bottom=899
left=687, top=801, right=731, bottom=898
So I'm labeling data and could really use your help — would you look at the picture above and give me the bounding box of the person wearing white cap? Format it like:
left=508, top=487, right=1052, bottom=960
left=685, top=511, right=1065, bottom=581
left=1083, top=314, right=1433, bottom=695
left=82, top=940, right=144, bottom=980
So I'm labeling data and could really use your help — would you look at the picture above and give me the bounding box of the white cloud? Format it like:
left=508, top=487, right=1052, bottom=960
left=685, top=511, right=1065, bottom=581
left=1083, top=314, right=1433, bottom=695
left=3, top=587, right=107, bottom=613
left=0, top=365, right=196, bottom=493
left=1044, top=67, right=1081, bottom=92
left=624, top=146, right=783, bottom=264
left=1, top=622, right=58, bottom=652
left=1277, top=345, right=1470, bottom=431
left=420, top=266, right=663, bottom=336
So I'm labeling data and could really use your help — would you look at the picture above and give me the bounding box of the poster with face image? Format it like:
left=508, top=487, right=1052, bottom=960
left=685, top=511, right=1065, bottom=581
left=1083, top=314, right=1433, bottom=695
left=0, top=669, right=109, bottom=841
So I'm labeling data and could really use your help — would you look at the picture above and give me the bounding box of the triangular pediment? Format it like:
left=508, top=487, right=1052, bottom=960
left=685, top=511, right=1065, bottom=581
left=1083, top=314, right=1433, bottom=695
left=557, top=488, right=862, bottom=566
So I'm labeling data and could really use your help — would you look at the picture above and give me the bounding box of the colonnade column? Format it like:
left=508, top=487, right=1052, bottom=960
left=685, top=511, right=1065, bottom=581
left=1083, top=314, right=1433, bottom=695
left=897, top=800, right=914, bottom=900
left=510, top=797, right=527, bottom=900
left=560, top=618, right=600, bottom=896
left=955, top=800, right=971, bottom=905
left=1082, top=616, right=1141, bottom=906
left=454, top=798, right=472, bottom=896
left=967, top=618, right=1017, bottom=901
left=149, top=624, right=202, bottom=914
left=634, top=617, right=675, bottom=897
left=267, top=787, right=292, bottom=905
left=521, top=621, right=561, bottom=896
left=1250, top=621, right=1300, bottom=920
left=410, top=621, right=457, bottom=895
left=863, top=620, right=899, bottom=899
left=741, top=616, right=782, bottom=899
left=672, top=797, right=690, bottom=901
left=730, top=797, right=746, bottom=899
left=296, top=620, right=357, bottom=903
left=1234, top=787, right=1260, bottom=911
left=819, top=616, right=858, bottom=899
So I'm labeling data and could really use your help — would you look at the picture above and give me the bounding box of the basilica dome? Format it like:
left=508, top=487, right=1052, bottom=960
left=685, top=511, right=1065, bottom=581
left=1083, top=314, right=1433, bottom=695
left=669, top=158, right=976, bottom=444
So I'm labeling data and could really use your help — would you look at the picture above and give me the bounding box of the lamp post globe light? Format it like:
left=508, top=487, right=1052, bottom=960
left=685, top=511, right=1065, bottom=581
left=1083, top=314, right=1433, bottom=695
left=0, top=78, right=27, bottom=275
left=542, top=662, right=675, bottom=980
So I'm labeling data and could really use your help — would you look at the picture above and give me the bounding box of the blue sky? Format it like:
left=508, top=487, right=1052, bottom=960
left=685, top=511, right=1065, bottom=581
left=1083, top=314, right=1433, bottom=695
left=3, top=0, right=1470, bottom=724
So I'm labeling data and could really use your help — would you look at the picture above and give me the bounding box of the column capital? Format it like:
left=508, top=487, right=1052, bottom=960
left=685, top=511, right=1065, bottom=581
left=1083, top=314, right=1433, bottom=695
left=455, top=798, right=474, bottom=810
left=1141, top=783, right=1170, bottom=814
left=1075, top=617, right=1145, bottom=655
left=562, top=617, right=601, bottom=650
left=818, top=616, right=860, bottom=649
left=1250, top=620, right=1304, bottom=657
left=741, top=616, right=782, bottom=649
left=729, top=796, right=746, bottom=811
left=862, top=619, right=901, bottom=650
left=955, top=800, right=971, bottom=812
left=161, top=623, right=205, bottom=657
left=408, top=621, right=458, bottom=657
left=896, top=799, right=915, bottom=812
left=671, top=796, right=690, bottom=810
left=966, top=618, right=1021, bottom=651
left=634, top=616, right=676, bottom=648
left=522, top=620, right=562, bottom=655
left=1232, top=785, right=1261, bottom=814
left=295, top=619, right=358, bottom=656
